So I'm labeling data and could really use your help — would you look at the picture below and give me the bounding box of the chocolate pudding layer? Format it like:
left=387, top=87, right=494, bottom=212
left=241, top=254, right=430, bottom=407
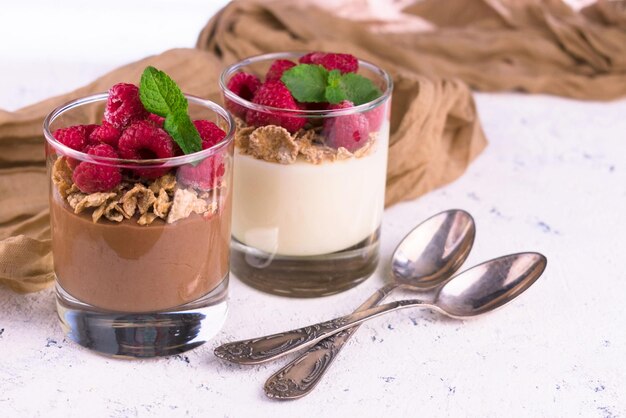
left=50, top=191, right=231, bottom=313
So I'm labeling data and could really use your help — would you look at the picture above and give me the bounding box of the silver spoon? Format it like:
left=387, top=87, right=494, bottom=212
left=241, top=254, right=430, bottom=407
left=215, top=252, right=547, bottom=369
left=262, top=209, right=476, bottom=399
left=215, top=209, right=475, bottom=365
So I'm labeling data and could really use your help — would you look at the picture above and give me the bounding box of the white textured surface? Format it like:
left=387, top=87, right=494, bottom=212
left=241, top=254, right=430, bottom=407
left=1, top=2, right=626, bottom=417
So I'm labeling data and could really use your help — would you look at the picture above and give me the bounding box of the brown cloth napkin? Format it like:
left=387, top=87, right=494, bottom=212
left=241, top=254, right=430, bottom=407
left=2, top=0, right=625, bottom=293
left=199, top=0, right=626, bottom=100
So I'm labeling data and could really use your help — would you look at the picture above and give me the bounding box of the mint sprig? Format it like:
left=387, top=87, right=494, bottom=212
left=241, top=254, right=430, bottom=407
left=281, top=64, right=382, bottom=106
left=139, top=66, right=202, bottom=154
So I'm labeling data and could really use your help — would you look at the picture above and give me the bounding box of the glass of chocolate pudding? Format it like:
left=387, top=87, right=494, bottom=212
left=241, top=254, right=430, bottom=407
left=44, top=92, right=234, bottom=358
left=220, top=52, right=392, bottom=297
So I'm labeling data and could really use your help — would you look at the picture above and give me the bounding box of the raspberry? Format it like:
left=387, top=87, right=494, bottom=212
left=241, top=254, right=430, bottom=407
left=89, top=122, right=121, bottom=148
left=53, top=125, right=92, bottom=151
left=178, top=152, right=225, bottom=191
left=118, top=121, right=176, bottom=159
left=148, top=113, right=164, bottom=127
left=118, top=120, right=176, bottom=179
left=246, top=80, right=306, bottom=133
left=227, top=72, right=260, bottom=100
left=226, top=72, right=261, bottom=119
left=104, top=83, right=148, bottom=129
left=301, top=102, right=329, bottom=127
left=365, top=104, right=386, bottom=132
left=299, top=52, right=358, bottom=74
left=172, top=143, right=184, bottom=157
left=84, top=125, right=99, bottom=137
left=194, top=120, right=226, bottom=148
left=178, top=120, right=227, bottom=190
left=87, top=143, right=119, bottom=159
left=299, top=53, right=321, bottom=65
left=266, top=59, right=296, bottom=81
left=304, top=102, right=329, bottom=110
left=322, top=101, right=370, bottom=152
left=72, top=144, right=122, bottom=193
left=53, top=125, right=97, bottom=169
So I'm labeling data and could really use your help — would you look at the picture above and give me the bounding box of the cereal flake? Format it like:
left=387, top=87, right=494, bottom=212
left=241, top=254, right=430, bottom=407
left=153, top=188, right=172, bottom=219
left=71, top=192, right=116, bottom=214
left=248, top=125, right=299, bottom=164
left=235, top=126, right=256, bottom=152
left=354, top=137, right=376, bottom=158
left=336, top=147, right=353, bottom=161
left=121, top=184, right=156, bottom=218
left=104, top=201, right=125, bottom=223
left=92, top=204, right=106, bottom=223
left=52, top=157, right=74, bottom=198
left=148, top=173, right=177, bottom=194
left=137, top=212, right=158, bottom=226
left=67, top=193, right=86, bottom=210
left=167, top=188, right=209, bottom=224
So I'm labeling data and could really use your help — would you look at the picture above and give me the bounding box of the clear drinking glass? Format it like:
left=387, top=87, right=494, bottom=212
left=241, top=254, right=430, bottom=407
left=44, top=93, right=234, bottom=358
left=220, top=52, right=392, bottom=297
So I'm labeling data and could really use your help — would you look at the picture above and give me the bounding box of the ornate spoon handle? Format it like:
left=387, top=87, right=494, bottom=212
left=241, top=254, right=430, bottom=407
left=264, top=284, right=398, bottom=399
left=214, top=298, right=425, bottom=365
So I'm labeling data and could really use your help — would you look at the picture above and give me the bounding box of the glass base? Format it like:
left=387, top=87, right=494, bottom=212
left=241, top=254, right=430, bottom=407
left=231, top=228, right=380, bottom=297
left=56, top=275, right=228, bottom=358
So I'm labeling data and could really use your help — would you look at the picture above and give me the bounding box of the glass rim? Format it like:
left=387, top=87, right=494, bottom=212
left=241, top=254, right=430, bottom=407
left=219, top=51, right=393, bottom=117
left=43, top=93, right=235, bottom=168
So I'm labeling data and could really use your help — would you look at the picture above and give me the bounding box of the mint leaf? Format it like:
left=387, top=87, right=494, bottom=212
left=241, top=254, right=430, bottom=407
left=338, top=73, right=382, bottom=106
left=139, top=66, right=202, bottom=155
left=281, top=64, right=328, bottom=103
left=163, top=111, right=202, bottom=155
left=139, top=67, right=188, bottom=117
left=324, top=70, right=347, bottom=104
left=139, top=66, right=188, bottom=117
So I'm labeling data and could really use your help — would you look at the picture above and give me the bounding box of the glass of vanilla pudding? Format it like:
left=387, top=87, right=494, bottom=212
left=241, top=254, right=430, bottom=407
left=220, top=52, right=392, bottom=297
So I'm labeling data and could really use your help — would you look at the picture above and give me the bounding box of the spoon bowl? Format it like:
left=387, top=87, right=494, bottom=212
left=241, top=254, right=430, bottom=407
left=434, top=252, right=547, bottom=318
left=391, top=209, right=475, bottom=288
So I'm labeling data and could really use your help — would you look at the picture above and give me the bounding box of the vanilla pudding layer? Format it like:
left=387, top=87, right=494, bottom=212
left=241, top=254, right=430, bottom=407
left=232, top=125, right=389, bottom=257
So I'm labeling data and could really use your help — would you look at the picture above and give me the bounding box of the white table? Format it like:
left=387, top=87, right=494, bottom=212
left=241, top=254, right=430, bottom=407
left=1, top=2, right=625, bottom=417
